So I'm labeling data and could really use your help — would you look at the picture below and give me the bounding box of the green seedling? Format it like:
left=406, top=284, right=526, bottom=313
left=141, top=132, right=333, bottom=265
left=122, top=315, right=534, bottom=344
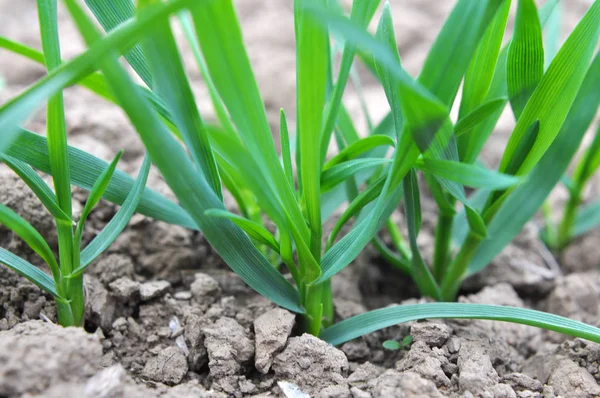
left=383, top=335, right=413, bottom=351
left=2, top=0, right=600, bottom=347
left=331, top=0, right=600, bottom=301
left=0, top=0, right=150, bottom=326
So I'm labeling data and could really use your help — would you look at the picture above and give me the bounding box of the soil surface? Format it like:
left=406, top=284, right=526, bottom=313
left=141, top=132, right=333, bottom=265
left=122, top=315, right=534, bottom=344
left=1, top=1, right=600, bottom=397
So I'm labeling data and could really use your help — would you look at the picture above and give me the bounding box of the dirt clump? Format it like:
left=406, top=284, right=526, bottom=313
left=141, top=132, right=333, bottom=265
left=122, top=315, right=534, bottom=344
left=203, top=317, right=254, bottom=378
left=0, top=320, right=102, bottom=396
left=273, top=333, right=349, bottom=395
left=524, top=354, right=600, bottom=398
left=254, top=307, right=296, bottom=374
left=142, top=346, right=189, bottom=385
left=368, top=370, right=443, bottom=398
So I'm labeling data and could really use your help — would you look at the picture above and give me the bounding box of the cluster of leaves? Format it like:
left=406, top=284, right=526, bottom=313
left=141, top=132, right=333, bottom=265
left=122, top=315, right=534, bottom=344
left=0, top=0, right=600, bottom=347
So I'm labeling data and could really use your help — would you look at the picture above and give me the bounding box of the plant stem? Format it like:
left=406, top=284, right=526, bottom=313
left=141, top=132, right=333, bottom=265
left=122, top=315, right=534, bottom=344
left=433, top=212, right=454, bottom=283
left=440, top=232, right=482, bottom=301
left=557, top=189, right=581, bottom=250
left=322, top=280, right=334, bottom=328
left=304, top=282, right=323, bottom=336
left=386, top=219, right=411, bottom=261
left=55, top=282, right=75, bottom=326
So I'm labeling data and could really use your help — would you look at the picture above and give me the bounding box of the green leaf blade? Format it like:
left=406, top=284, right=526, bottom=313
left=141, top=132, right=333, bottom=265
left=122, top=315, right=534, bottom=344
left=321, top=303, right=600, bottom=346
left=507, top=0, right=544, bottom=120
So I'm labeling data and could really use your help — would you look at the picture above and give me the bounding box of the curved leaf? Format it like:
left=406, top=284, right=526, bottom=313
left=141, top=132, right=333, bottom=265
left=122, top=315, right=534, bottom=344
left=507, top=0, right=544, bottom=120
left=206, top=209, right=280, bottom=253
left=0, top=204, right=59, bottom=279
left=321, top=158, right=391, bottom=192
left=455, top=98, right=507, bottom=137
left=0, top=154, right=70, bottom=222
left=0, top=248, right=58, bottom=297
left=84, top=0, right=153, bottom=87
left=321, top=303, right=600, bottom=345
left=324, top=135, right=395, bottom=170
left=77, top=153, right=151, bottom=270
left=4, top=129, right=197, bottom=230
left=415, top=159, right=522, bottom=190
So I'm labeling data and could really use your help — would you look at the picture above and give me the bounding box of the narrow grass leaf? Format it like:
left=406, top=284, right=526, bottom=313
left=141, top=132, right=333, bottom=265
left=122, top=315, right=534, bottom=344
left=507, top=0, right=544, bottom=120
left=321, top=158, right=391, bottom=192
left=459, top=0, right=511, bottom=117
left=455, top=99, right=507, bottom=137
left=0, top=155, right=70, bottom=222
left=0, top=204, right=60, bottom=279
left=280, top=109, right=295, bottom=190
left=191, top=0, right=309, bottom=248
left=326, top=176, right=386, bottom=249
left=418, top=0, right=506, bottom=106
left=324, top=136, right=395, bottom=170
left=457, top=0, right=561, bottom=163
left=75, top=151, right=123, bottom=245
left=0, top=248, right=58, bottom=297
left=321, top=303, right=600, bottom=346
left=142, top=12, right=222, bottom=199
left=0, top=0, right=207, bottom=156
left=403, top=170, right=442, bottom=300
left=504, top=119, right=540, bottom=176
left=320, top=0, right=380, bottom=162
left=295, top=0, right=329, bottom=260
left=79, top=154, right=151, bottom=269
left=206, top=209, right=280, bottom=253
left=415, top=159, right=521, bottom=190
left=37, top=0, right=74, bottom=276
left=84, top=0, right=153, bottom=87
left=4, top=129, right=196, bottom=230
left=177, top=12, right=237, bottom=136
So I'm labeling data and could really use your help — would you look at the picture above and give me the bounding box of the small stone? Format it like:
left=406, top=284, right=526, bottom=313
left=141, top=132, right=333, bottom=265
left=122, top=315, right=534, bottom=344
left=83, top=365, right=127, bottom=398
left=174, top=291, right=192, bottom=300
left=191, top=273, right=220, bottom=310
left=142, top=346, right=188, bottom=385
left=139, top=280, right=171, bottom=301
left=446, top=337, right=461, bottom=354
left=203, top=317, right=254, bottom=378
left=410, top=321, right=451, bottom=348
left=318, top=385, right=352, bottom=398
left=458, top=341, right=499, bottom=395
left=396, top=341, right=451, bottom=388
left=184, top=315, right=210, bottom=372
left=92, top=254, right=134, bottom=285
left=108, top=277, right=140, bottom=301
left=493, top=383, right=517, bottom=398
left=254, top=308, right=296, bottom=374
left=84, top=275, right=116, bottom=330
left=273, top=334, right=348, bottom=395
left=348, top=362, right=383, bottom=390
left=368, top=370, right=443, bottom=398
left=502, top=373, right=543, bottom=393
left=349, top=387, right=371, bottom=398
